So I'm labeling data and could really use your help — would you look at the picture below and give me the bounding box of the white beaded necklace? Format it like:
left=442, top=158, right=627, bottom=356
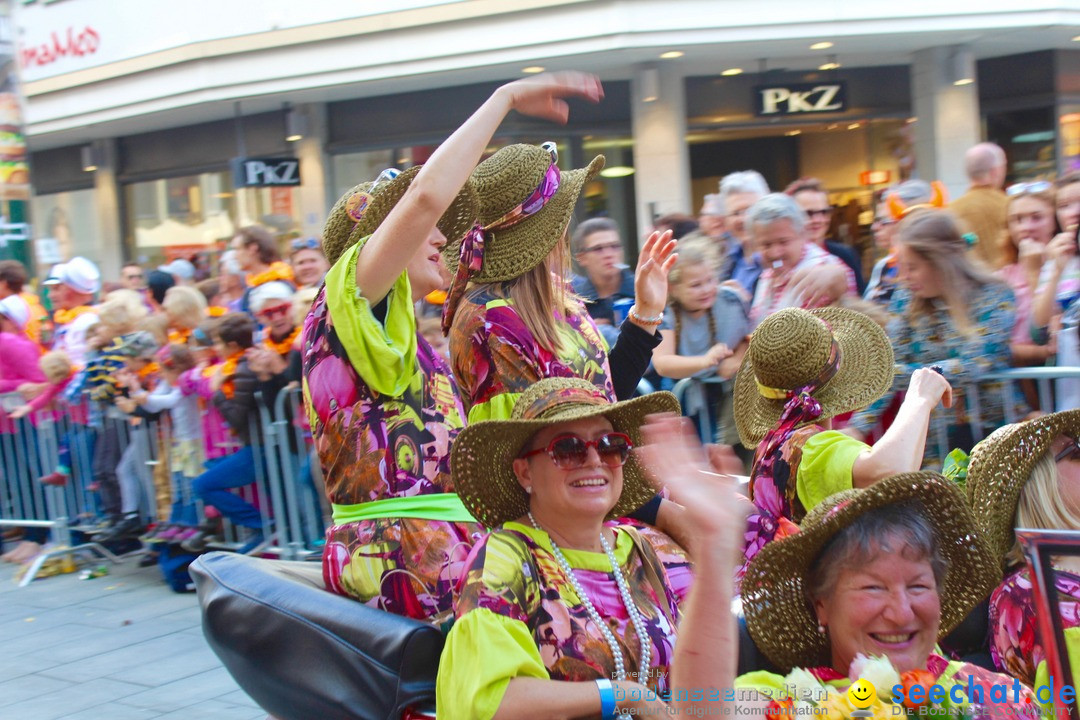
left=527, top=511, right=652, bottom=684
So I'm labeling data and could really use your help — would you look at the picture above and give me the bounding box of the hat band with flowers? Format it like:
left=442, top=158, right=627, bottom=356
left=442, top=143, right=561, bottom=334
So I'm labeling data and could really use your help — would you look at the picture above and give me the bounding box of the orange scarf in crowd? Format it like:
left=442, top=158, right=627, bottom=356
left=247, top=262, right=295, bottom=288
left=209, top=351, right=245, bottom=399
left=137, top=362, right=160, bottom=382
left=207, top=306, right=228, bottom=318
left=168, top=328, right=193, bottom=345
left=20, top=292, right=47, bottom=348
left=54, top=305, right=95, bottom=326
left=263, top=326, right=301, bottom=357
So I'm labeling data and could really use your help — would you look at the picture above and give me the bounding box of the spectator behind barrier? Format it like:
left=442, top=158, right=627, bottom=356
left=951, top=142, right=1009, bottom=269
left=864, top=180, right=933, bottom=306
left=847, top=209, right=1019, bottom=468
left=0, top=259, right=47, bottom=348
left=786, top=177, right=866, bottom=295
left=717, top=170, right=769, bottom=293
left=571, top=217, right=635, bottom=347
left=289, top=237, right=330, bottom=290
left=185, top=313, right=267, bottom=554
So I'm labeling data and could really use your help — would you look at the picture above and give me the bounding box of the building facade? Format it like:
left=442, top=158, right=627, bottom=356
left=13, top=0, right=1080, bottom=279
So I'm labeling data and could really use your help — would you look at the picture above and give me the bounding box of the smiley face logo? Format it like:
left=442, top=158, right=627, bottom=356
left=847, top=679, right=877, bottom=710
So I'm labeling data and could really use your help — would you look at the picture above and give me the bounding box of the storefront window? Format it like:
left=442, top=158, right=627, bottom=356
left=1060, top=108, right=1080, bottom=175
left=124, top=171, right=300, bottom=270
left=30, top=189, right=109, bottom=279
left=987, top=107, right=1057, bottom=183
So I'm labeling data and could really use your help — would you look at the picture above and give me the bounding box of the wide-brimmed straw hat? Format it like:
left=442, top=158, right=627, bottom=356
left=742, top=472, right=1000, bottom=673
left=733, top=307, right=894, bottom=447
left=452, top=377, right=678, bottom=528
left=447, top=143, right=604, bottom=282
left=322, top=166, right=479, bottom=266
left=967, top=408, right=1080, bottom=566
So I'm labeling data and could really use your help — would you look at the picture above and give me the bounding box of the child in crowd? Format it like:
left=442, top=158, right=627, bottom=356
left=184, top=313, right=266, bottom=553
left=128, top=344, right=203, bottom=543
left=651, top=237, right=751, bottom=446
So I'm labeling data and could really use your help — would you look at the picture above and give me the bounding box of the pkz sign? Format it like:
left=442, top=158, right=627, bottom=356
left=754, top=82, right=848, bottom=116
left=231, top=157, right=301, bottom=188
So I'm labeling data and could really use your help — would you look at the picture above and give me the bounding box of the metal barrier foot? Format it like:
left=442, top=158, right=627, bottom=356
left=16, top=542, right=122, bottom=588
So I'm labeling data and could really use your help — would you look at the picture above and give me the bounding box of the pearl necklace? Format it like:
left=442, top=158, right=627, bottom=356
left=527, top=512, right=652, bottom=684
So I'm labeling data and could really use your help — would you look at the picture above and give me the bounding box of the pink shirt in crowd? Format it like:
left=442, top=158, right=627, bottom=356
left=0, top=330, right=44, bottom=393
left=179, top=367, right=238, bottom=461
left=750, top=243, right=857, bottom=326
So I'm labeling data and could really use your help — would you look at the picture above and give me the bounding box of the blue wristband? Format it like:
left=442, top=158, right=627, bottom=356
left=596, top=678, right=617, bottom=719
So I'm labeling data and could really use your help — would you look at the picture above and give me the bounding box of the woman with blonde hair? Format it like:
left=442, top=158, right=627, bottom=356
left=445, top=142, right=677, bottom=423
left=162, top=285, right=208, bottom=345
left=651, top=236, right=750, bottom=444
left=847, top=209, right=1017, bottom=468
left=967, top=409, right=1080, bottom=687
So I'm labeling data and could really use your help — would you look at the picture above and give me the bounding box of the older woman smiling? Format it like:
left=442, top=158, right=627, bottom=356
left=737, top=472, right=1039, bottom=718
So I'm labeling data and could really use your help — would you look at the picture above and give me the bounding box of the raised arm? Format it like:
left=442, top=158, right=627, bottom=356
left=355, top=73, right=604, bottom=304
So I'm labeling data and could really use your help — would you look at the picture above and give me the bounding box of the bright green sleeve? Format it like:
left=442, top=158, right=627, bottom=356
left=324, top=238, right=418, bottom=397
left=796, top=430, right=870, bottom=514
left=436, top=608, right=550, bottom=720
left=466, top=393, right=521, bottom=424
left=734, top=670, right=787, bottom=699
left=1033, top=626, right=1080, bottom=713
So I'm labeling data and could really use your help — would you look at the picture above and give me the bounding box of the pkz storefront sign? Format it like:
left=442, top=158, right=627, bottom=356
left=755, top=82, right=848, bottom=116
left=231, top=157, right=301, bottom=188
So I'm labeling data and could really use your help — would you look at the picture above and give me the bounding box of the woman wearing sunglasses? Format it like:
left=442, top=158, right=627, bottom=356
left=967, top=409, right=1080, bottom=688
left=438, top=377, right=745, bottom=718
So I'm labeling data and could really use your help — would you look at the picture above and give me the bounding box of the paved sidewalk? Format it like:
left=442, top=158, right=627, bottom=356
left=0, top=545, right=265, bottom=720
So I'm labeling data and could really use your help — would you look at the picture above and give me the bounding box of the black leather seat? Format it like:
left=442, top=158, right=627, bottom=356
left=191, top=552, right=442, bottom=720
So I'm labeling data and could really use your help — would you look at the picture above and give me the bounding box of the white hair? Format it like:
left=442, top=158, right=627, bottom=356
left=719, top=171, right=770, bottom=202
left=746, top=193, right=807, bottom=236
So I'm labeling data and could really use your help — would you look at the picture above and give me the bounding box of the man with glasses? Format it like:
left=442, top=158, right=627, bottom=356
left=571, top=218, right=635, bottom=346
left=950, top=142, right=1009, bottom=269
left=289, top=237, right=330, bottom=289
left=787, top=177, right=866, bottom=295
left=120, top=262, right=146, bottom=291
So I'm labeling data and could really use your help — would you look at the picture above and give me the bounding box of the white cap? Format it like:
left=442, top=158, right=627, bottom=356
left=158, top=258, right=196, bottom=281
left=249, top=281, right=294, bottom=313
left=0, top=294, right=29, bottom=329
left=43, top=256, right=101, bottom=295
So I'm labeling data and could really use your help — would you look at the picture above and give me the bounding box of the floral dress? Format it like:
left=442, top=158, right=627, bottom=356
left=740, top=424, right=869, bottom=587
left=302, top=240, right=484, bottom=623
left=989, top=565, right=1080, bottom=687
left=436, top=521, right=691, bottom=720
left=449, top=286, right=614, bottom=422
left=848, top=283, right=1019, bottom=469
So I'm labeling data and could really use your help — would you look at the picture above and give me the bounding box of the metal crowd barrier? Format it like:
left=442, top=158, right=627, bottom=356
left=0, top=396, right=121, bottom=586
left=0, top=385, right=329, bottom=584
left=668, top=366, right=1080, bottom=468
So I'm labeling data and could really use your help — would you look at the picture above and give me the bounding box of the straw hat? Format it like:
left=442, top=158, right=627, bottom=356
left=322, top=166, right=479, bottom=266
left=451, top=377, right=678, bottom=528
left=967, top=408, right=1080, bottom=566
left=447, top=143, right=604, bottom=282
left=733, top=307, right=894, bottom=447
left=742, top=472, right=1000, bottom=673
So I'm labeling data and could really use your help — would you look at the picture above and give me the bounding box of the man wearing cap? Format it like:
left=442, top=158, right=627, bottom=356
left=159, top=258, right=196, bottom=286
left=0, top=259, right=47, bottom=349
left=0, top=295, right=44, bottom=392
left=44, top=256, right=101, bottom=368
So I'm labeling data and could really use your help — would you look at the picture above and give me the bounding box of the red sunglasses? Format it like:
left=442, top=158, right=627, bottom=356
left=520, top=432, right=633, bottom=469
left=258, top=303, right=291, bottom=319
